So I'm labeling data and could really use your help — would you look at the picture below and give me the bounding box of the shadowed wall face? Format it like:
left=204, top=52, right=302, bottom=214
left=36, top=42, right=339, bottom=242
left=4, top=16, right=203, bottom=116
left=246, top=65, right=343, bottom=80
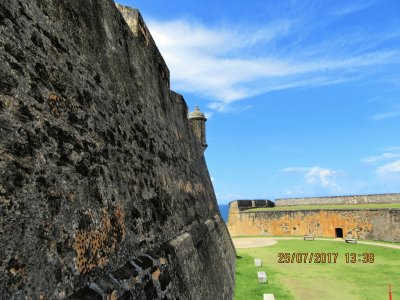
left=0, top=0, right=235, bottom=298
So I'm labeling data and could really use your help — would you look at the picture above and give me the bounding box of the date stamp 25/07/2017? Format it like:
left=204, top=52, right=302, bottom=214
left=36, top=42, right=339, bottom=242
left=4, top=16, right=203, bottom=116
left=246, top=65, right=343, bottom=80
left=277, top=252, right=375, bottom=264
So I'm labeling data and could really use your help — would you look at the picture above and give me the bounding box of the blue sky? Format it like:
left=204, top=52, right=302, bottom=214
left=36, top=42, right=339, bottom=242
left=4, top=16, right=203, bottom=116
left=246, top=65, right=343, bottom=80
left=118, top=0, right=400, bottom=204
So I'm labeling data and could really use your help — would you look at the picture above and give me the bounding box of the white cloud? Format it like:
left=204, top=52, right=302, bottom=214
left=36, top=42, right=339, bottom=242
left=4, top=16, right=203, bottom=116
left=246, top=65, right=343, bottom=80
left=305, top=167, right=337, bottom=186
left=283, top=166, right=339, bottom=188
left=377, top=160, right=400, bottom=176
left=149, top=19, right=292, bottom=55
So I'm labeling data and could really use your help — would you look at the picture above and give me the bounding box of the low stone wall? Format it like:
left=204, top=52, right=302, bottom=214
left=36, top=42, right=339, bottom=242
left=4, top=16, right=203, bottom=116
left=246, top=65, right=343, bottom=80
left=236, top=199, right=274, bottom=210
left=227, top=201, right=400, bottom=242
left=275, top=193, right=400, bottom=206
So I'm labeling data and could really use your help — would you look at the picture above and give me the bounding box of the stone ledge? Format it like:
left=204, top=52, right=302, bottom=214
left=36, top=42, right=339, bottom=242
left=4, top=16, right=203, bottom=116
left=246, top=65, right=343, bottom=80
left=275, top=193, right=400, bottom=206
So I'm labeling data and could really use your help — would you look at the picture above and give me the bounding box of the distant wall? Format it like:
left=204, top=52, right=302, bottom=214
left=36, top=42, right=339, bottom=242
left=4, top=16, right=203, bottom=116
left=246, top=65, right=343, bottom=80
left=236, top=199, right=275, bottom=210
left=275, top=193, right=400, bottom=206
left=227, top=201, right=400, bottom=242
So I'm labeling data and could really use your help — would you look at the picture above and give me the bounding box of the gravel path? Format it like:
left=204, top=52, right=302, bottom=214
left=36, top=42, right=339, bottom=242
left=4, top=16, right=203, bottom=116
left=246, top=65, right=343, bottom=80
left=232, top=237, right=278, bottom=248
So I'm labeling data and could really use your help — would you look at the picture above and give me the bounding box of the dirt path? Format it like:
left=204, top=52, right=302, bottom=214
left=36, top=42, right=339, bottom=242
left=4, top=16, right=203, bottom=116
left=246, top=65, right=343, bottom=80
left=232, top=237, right=278, bottom=248
left=232, top=236, right=400, bottom=249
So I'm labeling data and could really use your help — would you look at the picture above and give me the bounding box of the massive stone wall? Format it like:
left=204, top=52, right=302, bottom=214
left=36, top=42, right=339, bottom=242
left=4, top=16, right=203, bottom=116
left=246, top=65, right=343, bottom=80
left=227, top=201, right=400, bottom=242
left=275, top=193, right=400, bottom=206
left=0, top=0, right=235, bottom=298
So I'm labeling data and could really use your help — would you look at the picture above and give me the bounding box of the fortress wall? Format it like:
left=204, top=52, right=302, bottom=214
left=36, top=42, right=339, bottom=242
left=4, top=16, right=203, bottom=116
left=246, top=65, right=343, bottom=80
left=116, top=4, right=170, bottom=88
left=0, top=0, right=235, bottom=298
left=227, top=201, right=400, bottom=242
left=275, top=193, right=400, bottom=206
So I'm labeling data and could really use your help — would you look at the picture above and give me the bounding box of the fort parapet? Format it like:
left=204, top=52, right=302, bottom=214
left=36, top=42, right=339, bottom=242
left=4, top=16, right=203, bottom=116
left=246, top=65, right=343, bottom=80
left=275, top=193, right=400, bottom=206
left=236, top=199, right=275, bottom=210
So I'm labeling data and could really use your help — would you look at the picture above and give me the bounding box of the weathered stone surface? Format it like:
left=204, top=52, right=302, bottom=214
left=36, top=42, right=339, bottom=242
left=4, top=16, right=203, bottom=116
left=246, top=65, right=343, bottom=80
left=0, top=0, right=235, bottom=298
left=228, top=200, right=400, bottom=242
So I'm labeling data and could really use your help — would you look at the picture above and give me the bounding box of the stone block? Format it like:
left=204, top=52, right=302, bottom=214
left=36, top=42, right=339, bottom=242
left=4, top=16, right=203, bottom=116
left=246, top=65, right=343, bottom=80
left=254, top=258, right=262, bottom=267
left=66, top=286, right=102, bottom=300
left=110, top=262, right=139, bottom=281
left=257, top=271, right=267, bottom=283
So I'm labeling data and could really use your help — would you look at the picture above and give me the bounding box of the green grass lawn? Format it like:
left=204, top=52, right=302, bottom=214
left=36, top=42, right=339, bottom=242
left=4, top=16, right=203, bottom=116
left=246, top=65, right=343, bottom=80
left=235, top=239, right=400, bottom=300
left=246, top=203, right=400, bottom=211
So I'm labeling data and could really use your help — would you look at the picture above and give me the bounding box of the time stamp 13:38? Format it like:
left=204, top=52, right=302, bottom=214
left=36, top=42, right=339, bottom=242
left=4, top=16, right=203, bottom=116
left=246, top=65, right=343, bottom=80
left=277, top=252, right=375, bottom=264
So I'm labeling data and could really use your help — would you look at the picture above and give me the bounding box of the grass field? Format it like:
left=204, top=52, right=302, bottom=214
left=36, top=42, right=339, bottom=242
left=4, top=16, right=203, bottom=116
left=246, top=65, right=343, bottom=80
left=235, top=239, right=400, bottom=300
left=246, top=203, right=400, bottom=211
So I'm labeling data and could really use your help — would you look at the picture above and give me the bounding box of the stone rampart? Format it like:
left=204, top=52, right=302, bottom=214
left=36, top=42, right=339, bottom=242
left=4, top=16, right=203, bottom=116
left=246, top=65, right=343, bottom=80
left=0, top=0, right=235, bottom=298
left=275, top=193, right=400, bottom=206
left=227, top=200, right=400, bottom=242
left=116, top=4, right=170, bottom=88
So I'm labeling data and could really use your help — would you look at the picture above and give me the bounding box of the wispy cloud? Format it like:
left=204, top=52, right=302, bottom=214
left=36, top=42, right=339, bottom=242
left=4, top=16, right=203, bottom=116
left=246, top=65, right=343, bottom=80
left=216, top=192, right=244, bottom=203
left=384, top=146, right=400, bottom=152
left=208, top=102, right=252, bottom=113
left=361, top=152, right=400, bottom=164
left=283, top=166, right=340, bottom=188
left=370, top=110, right=400, bottom=121
left=377, top=160, right=400, bottom=177
left=330, top=2, right=375, bottom=16
left=367, top=96, right=395, bottom=104
left=204, top=112, right=213, bottom=119
left=362, top=149, right=400, bottom=179
left=145, top=5, right=400, bottom=112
